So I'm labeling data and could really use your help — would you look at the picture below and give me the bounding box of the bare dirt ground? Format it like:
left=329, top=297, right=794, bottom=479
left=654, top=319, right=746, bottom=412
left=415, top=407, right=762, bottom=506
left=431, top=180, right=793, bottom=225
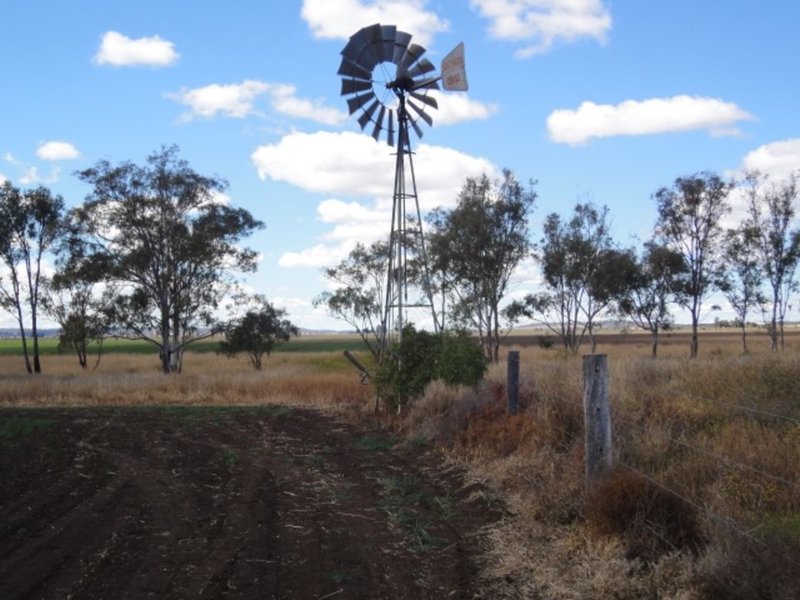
left=0, top=406, right=498, bottom=600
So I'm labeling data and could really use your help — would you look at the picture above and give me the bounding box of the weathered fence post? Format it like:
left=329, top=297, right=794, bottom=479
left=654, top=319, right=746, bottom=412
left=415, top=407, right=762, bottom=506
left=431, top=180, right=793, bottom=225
left=507, top=350, right=520, bottom=415
left=583, top=354, right=612, bottom=485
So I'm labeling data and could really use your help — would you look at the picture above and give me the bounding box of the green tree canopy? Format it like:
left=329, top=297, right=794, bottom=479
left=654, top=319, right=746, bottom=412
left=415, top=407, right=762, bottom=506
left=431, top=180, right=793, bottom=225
left=219, top=300, right=299, bottom=370
left=617, top=242, right=686, bottom=358
left=314, top=240, right=390, bottom=360
left=507, top=202, right=630, bottom=355
left=655, top=172, right=732, bottom=358
left=427, top=169, right=536, bottom=362
left=0, top=182, right=65, bottom=373
left=74, top=145, right=264, bottom=373
left=742, top=170, right=800, bottom=351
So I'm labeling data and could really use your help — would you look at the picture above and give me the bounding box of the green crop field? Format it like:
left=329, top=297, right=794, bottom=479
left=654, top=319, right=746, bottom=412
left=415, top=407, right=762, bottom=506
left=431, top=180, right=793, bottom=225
left=0, top=334, right=367, bottom=357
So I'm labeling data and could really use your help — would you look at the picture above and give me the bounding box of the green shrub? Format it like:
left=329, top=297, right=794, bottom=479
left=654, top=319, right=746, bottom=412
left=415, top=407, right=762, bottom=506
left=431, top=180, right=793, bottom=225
left=374, top=326, right=486, bottom=408
left=438, top=330, right=487, bottom=387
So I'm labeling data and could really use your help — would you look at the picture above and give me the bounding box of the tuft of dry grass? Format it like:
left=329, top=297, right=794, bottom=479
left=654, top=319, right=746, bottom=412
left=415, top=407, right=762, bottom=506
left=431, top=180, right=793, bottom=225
left=585, top=468, right=705, bottom=561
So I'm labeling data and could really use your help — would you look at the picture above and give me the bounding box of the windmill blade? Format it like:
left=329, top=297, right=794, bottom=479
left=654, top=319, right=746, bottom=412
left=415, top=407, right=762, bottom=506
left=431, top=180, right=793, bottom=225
left=387, top=110, right=395, bottom=147
left=411, top=77, right=440, bottom=91
left=347, top=93, right=374, bottom=115
left=341, top=77, right=372, bottom=96
left=410, top=91, right=438, bottom=110
left=392, top=31, right=412, bottom=64
left=337, top=58, right=371, bottom=81
left=380, top=25, right=397, bottom=64
left=363, top=23, right=384, bottom=62
left=407, top=99, right=433, bottom=127
left=342, top=26, right=380, bottom=71
left=409, top=117, right=424, bottom=140
left=340, top=30, right=367, bottom=63
left=407, top=58, right=435, bottom=79
left=371, top=105, right=386, bottom=141
left=398, top=43, right=425, bottom=74
left=357, top=98, right=381, bottom=130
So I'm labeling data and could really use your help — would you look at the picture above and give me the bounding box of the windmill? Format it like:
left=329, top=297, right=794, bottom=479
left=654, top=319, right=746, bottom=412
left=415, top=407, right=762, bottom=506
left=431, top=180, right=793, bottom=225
left=338, top=23, right=467, bottom=361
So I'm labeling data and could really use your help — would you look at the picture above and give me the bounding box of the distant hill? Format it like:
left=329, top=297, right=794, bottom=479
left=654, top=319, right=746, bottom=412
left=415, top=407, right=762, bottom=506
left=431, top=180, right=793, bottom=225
left=0, top=328, right=61, bottom=339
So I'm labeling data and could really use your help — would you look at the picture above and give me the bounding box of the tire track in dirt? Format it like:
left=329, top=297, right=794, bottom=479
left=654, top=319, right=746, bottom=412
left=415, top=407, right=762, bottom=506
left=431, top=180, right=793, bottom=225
left=0, top=406, right=497, bottom=599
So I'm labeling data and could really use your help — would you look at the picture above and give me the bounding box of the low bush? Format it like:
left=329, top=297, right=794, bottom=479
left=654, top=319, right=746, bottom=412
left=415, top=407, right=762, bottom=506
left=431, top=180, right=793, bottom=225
left=585, top=468, right=705, bottom=561
left=374, top=326, right=486, bottom=408
left=697, top=525, right=800, bottom=600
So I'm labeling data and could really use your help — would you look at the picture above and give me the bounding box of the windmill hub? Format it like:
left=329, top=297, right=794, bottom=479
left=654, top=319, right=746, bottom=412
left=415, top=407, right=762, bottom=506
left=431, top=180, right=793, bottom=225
left=387, top=75, right=414, bottom=93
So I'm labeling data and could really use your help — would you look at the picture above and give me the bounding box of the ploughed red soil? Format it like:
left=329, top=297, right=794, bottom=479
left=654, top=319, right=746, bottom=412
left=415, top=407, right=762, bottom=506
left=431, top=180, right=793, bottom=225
left=0, top=406, right=498, bottom=599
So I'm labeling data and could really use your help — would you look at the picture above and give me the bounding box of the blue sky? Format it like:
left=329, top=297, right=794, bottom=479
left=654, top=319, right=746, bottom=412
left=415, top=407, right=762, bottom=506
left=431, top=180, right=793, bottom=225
left=2, top=1, right=799, bottom=330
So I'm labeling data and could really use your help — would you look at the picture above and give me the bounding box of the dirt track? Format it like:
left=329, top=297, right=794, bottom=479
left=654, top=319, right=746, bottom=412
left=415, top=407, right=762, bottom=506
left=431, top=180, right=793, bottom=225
left=0, top=406, right=497, bottom=599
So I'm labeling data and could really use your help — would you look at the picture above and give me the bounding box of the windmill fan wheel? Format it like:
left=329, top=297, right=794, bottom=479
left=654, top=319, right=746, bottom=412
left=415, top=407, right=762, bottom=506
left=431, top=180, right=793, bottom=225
left=338, top=23, right=440, bottom=146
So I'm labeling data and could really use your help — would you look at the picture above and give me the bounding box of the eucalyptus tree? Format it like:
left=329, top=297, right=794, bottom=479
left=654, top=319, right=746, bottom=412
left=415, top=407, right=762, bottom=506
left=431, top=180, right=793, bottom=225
left=314, top=240, right=390, bottom=360
left=219, top=298, right=299, bottom=370
left=743, top=171, right=800, bottom=351
left=654, top=172, right=732, bottom=358
left=427, top=170, right=536, bottom=362
left=74, top=145, right=264, bottom=373
left=507, top=202, right=629, bottom=355
left=43, top=228, right=115, bottom=370
left=0, top=182, right=65, bottom=373
left=617, top=242, right=686, bottom=358
left=719, top=225, right=765, bottom=354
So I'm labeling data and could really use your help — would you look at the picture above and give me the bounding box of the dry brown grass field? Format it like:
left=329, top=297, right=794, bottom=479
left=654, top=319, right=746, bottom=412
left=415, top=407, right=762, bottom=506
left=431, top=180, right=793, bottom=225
left=2, top=329, right=799, bottom=598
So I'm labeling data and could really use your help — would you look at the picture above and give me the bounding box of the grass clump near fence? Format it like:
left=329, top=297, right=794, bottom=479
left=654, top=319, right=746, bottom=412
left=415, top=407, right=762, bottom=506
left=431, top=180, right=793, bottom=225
left=396, top=334, right=800, bottom=599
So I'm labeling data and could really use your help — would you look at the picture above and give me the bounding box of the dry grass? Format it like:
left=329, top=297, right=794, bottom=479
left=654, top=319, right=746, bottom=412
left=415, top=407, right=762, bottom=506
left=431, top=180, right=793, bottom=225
left=399, top=332, right=800, bottom=599
left=0, top=352, right=373, bottom=416
left=2, top=330, right=799, bottom=598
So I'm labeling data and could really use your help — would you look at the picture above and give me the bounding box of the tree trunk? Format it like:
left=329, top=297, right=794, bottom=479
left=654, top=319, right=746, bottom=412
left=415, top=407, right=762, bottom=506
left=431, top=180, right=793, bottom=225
left=650, top=327, right=659, bottom=359
left=690, top=313, right=699, bottom=359
left=740, top=322, right=749, bottom=354
left=770, top=293, right=779, bottom=352
left=15, top=303, right=33, bottom=374
left=30, top=309, right=41, bottom=374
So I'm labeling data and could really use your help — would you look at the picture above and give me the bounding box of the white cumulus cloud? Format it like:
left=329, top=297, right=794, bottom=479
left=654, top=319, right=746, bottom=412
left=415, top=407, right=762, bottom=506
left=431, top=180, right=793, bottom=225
left=301, top=0, right=448, bottom=47
left=36, top=141, right=80, bottom=161
left=470, top=0, right=612, bottom=57
left=168, top=80, right=347, bottom=125
left=741, top=138, right=800, bottom=180
left=94, top=31, right=179, bottom=67
left=168, top=81, right=270, bottom=120
left=430, top=91, right=499, bottom=125
left=279, top=241, right=357, bottom=269
left=267, top=84, right=348, bottom=126
left=259, top=130, right=498, bottom=269
left=547, top=95, right=755, bottom=146
left=252, top=130, right=496, bottom=209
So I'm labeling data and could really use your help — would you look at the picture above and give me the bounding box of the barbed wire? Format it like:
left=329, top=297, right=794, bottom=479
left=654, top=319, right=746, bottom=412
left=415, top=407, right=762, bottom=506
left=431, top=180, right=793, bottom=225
left=690, top=395, right=800, bottom=425
left=616, top=460, right=767, bottom=547
left=614, top=414, right=800, bottom=491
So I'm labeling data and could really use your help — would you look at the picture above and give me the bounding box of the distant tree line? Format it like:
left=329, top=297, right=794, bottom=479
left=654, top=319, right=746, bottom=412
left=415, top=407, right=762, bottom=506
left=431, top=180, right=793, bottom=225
left=0, top=145, right=297, bottom=374
left=318, top=169, right=800, bottom=360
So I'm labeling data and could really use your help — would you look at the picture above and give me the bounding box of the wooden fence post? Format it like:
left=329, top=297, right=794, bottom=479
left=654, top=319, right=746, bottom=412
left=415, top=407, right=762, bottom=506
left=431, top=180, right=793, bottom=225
left=507, top=350, right=520, bottom=415
left=583, top=354, right=612, bottom=485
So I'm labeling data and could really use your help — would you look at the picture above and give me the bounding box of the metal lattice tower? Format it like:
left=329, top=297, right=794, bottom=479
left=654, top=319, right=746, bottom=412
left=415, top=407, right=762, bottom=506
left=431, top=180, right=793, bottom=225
left=338, top=23, right=468, bottom=360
